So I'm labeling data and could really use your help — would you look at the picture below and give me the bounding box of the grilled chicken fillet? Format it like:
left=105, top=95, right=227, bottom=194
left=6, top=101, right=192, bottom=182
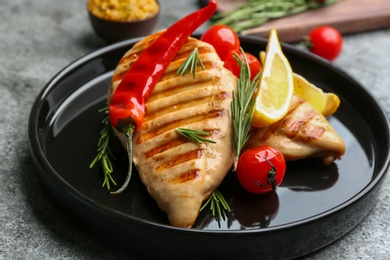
left=108, top=31, right=236, bottom=228
left=246, top=94, right=345, bottom=166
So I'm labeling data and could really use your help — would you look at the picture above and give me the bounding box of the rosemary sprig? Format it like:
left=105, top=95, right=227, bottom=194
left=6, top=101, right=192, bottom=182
left=200, top=188, right=231, bottom=224
left=90, top=107, right=117, bottom=190
left=211, top=0, right=339, bottom=32
left=231, top=49, right=261, bottom=170
left=176, top=128, right=216, bottom=144
left=176, top=127, right=230, bottom=224
left=177, top=47, right=204, bottom=77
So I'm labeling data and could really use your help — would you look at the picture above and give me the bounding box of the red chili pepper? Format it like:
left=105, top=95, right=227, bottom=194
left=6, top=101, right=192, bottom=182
left=109, top=1, right=217, bottom=131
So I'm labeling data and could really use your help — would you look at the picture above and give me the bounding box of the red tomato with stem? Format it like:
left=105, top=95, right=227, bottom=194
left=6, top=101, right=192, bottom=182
left=223, top=50, right=261, bottom=81
left=200, top=25, right=240, bottom=60
left=306, top=26, right=343, bottom=61
left=236, top=145, right=286, bottom=194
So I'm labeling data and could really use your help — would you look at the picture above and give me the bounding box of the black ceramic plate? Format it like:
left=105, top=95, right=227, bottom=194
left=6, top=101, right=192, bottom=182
left=28, top=35, right=390, bottom=260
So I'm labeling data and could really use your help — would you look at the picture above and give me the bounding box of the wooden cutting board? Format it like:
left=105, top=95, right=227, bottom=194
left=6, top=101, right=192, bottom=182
left=211, top=0, right=390, bottom=42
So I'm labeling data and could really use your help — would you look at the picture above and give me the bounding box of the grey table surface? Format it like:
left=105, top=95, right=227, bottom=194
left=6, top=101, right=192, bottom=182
left=1, top=0, right=390, bottom=259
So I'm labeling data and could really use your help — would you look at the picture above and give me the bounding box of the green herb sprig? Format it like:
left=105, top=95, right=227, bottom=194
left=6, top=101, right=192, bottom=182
left=176, top=128, right=216, bottom=144
left=177, top=47, right=204, bottom=77
left=175, top=127, right=230, bottom=224
left=211, top=0, right=339, bottom=33
left=90, top=107, right=117, bottom=190
left=231, top=49, right=261, bottom=170
left=201, top=188, right=231, bottom=225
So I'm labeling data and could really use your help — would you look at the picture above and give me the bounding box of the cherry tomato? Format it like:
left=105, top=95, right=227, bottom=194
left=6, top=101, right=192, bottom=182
left=236, top=145, right=286, bottom=194
left=307, top=26, right=343, bottom=61
left=200, top=25, right=240, bottom=60
left=223, top=50, right=261, bottom=81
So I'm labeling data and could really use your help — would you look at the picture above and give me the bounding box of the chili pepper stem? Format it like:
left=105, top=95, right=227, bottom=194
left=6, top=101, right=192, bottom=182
left=110, top=124, right=135, bottom=195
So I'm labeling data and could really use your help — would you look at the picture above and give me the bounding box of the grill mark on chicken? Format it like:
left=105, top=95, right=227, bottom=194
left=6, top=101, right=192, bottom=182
left=307, top=126, right=325, bottom=139
left=259, top=96, right=326, bottom=142
left=143, top=129, right=219, bottom=159
left=137, top=109, right=228, bottom=144
left=156, top=149, right=204, bottom=172
left=143, top=137, right=185, bottom=159
left=144, top=90, right=229, bottom=122
left=145, top=77, right=215, bottom=103
left=285, top=110, right=319, bottom=137
left=112, top=54, right=140, bottom=83
left=171, top=169, right=201, bottom=184
left=284, top=107, right=324, bottom=140
left=112, top=65, right=132, bottom=83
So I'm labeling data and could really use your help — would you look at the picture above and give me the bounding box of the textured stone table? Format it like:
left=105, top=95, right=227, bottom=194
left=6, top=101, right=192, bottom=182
left=1, top=0, right=389, bottom=259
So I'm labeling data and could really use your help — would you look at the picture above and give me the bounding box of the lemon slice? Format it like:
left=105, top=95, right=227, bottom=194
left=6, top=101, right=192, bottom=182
left=260, top=51, right=340, bottom=117
left=251, top=29, right=294, bottom=128
left=293, top=74, right=340, bottom=117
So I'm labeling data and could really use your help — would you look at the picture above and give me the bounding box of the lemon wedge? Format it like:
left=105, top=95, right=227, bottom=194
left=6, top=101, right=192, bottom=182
left=293, top=73, right=340, bottom=117
left=260, top=51, right=340, bottom=117
left=251, top=29, right=294, bottom=128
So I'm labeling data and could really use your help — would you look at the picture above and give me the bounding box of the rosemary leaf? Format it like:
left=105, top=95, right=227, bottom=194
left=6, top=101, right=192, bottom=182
left=90, top=107, right=117, bottom=190
left=177, top=48, right=204, bottom=78
left=201, top=188, right=231, bottom=225
left=176, top=128, right=216, bottom=145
